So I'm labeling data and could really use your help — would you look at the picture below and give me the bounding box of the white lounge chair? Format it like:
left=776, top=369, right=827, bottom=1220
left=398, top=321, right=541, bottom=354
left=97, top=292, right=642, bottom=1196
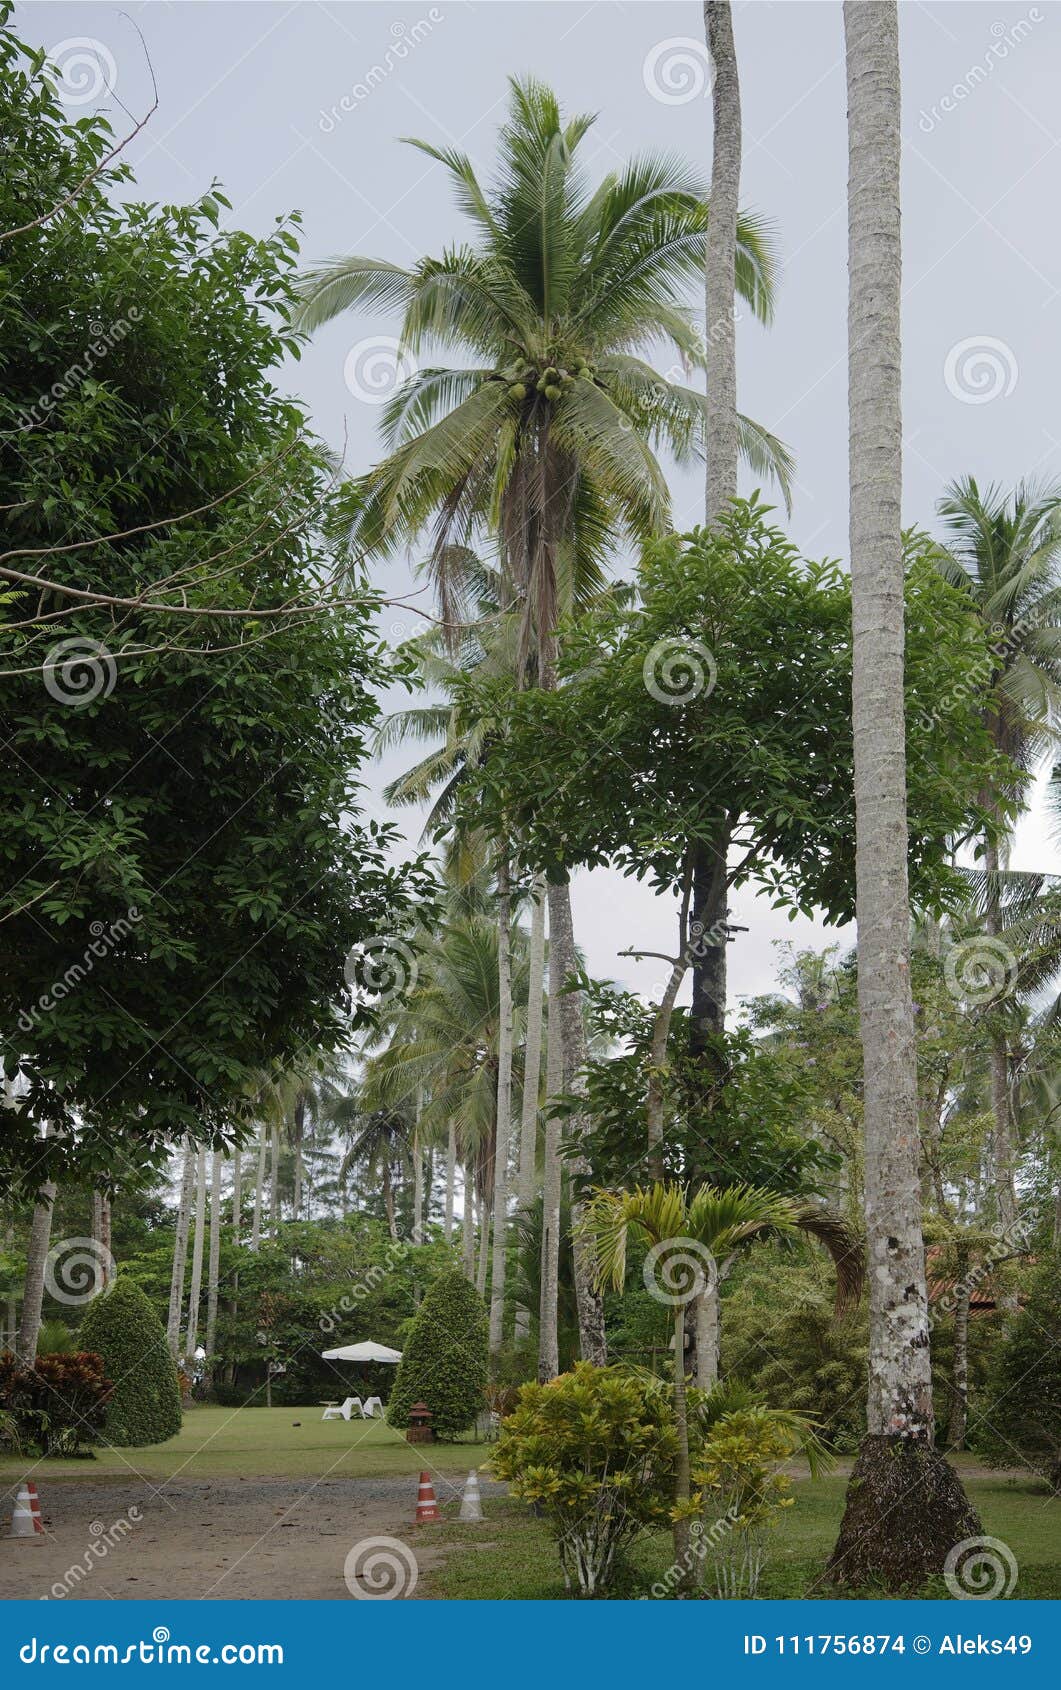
left=362, top=1395, right=383, bottom=1419
left=321, top=1396, right=362, bottom=1421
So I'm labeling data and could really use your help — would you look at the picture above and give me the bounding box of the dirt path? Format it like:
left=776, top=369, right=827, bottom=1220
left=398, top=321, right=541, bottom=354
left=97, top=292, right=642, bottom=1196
left=0, top=1473, right=503, bottom=1601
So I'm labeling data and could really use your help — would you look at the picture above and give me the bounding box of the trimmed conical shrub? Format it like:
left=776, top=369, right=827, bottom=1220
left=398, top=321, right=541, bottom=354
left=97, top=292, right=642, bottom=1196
left=387, top=1270, right=487, bottom=1440
left=78, top=1277, right=182, bottom=1447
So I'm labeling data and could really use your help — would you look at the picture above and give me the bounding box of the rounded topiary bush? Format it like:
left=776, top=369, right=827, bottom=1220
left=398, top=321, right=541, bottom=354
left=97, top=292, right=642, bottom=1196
left=387, top=1270, right=487, bottom=1440
left=78, top=1277, right=182, bottom=1447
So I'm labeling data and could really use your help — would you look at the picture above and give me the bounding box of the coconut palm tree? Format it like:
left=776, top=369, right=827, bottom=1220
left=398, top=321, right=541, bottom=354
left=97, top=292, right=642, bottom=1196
left=934, top=475, right=1061, bottom=1230
left=298, top=77, right=791, bottom=1365
left=829, top=0, right=980, bottom=1588
left=166, top=1138, right=196, bottom=1359
left=585, top=1180, right=862, bottom=1593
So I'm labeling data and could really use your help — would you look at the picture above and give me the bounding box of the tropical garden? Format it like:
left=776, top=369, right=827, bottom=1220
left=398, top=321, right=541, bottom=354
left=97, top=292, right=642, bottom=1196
left=0, top=0, right=1058, bottom=1604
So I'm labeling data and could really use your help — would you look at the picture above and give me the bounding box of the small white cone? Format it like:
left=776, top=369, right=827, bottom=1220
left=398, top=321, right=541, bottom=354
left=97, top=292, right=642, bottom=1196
left=7, top=1482, right=44, bottom=1541
left=459, top=1469, right=483, bottom=1522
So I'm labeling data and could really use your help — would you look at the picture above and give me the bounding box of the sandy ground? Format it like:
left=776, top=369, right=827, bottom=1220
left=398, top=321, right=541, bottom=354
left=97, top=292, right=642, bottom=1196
left=0, top=1474, right=504, bottom=1601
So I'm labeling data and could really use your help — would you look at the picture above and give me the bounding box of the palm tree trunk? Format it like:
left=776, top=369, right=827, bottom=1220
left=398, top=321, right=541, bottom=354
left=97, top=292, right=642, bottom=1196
left=830, top=1, right=979, bottom=1587
left=232, top=1147, right=242, bottom=1240
left=984, top=835, right=1018, bottom=1243
left=166, top=1139, right=196, bottom=1359
left=538, top=910, right=564, bottom=1381
left=489, top=852, right=515, bottom=1357
left=292, top=1096, right=305, bottom=1222
left=548, top=877, right=607, bottom=1367
left=947, top=1272, right=970, bottom=1451
left=184, top=1145, right=207, bottom=1357
left=444, top=1123, right=457, bottom=1245
left=251, top=1130, right=266, bottom=1251
left=672, top=1304, right=693, bottom=1590
left=461, top=1164, right=475, bottom=1279
left=382, top=1158, right=397, bottom=1241
left=16, top=1173, right=56, bottom=1365
left=412, top=1090, right=424, bottom=1245
left=475, top=1194, right=491, bottom=1300
left=270, top=1119, right=280, bottom=1233
left=515, top=872, right=546, bottom=1342
left=205, top=1149, right=222, bottom=1387
left=703, top=0, right=741, bottom=521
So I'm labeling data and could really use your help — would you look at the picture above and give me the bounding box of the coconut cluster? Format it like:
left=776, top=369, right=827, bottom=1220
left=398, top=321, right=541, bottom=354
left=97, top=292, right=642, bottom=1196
left=503, top=359, right=596, bottom=403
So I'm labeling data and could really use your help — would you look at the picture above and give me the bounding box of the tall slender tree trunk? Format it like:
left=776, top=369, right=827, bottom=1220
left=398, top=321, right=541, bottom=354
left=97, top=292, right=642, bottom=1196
left=830, top=0, right=979, bottom=1587
left=515, top=873, right=546, bottom=1342
left=231, top=1148, right=242, bottom=1241
left=548, top=878, right=607, bottom=1367
left=461, top=1165, right=475, bottom=1279
left=205, top=1149, right=222, bottom=1387
left=184, top=1146, right=207, bottom=1357
left=983, top=835, right=1018, bottom=1245
left=475, top=1197, right=491, bottom=1300
left=251, top=1131, right=266, bottom=1251
left=489, top=854, right=515, bottom=1357
left=17, top=1171, right=56, bottom=1365
left=947, top=1274, right=970, bottom=1451
left=270, top=1119, right=280, bottom=1233
left=412, top=1089, right=424, bottom=1245
left=166, top=1139, right=196, bottom=1359
left=292, top=1098, right=305, bottom=1223
left=444, top=1124, right=457, bottom=1245
left=538, top=915, right=564, bottom=1381
left=704, top=0, right=741, bottom=521
left=381, top=1159, right=397, bottom=1241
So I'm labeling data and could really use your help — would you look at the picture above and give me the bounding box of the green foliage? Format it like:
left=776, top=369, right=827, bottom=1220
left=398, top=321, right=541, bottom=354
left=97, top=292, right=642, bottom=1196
left=0, top=1350, right=111, bottom=1455
left=387, top=1270, right=487, bottom=1439
left=78, top=1278, right=181, bottom=1447
left=492, top=1362, right=677, bottom=1597
left=0, top=14, right=428, bottom=1191
left=35, top=1319, right=75, bottom=1355
left=979, top=1250, right=1061, bottom=1489
left=472, top=501, right=1008, bottom=918
left=688, top=1399, right=810, bottom=1598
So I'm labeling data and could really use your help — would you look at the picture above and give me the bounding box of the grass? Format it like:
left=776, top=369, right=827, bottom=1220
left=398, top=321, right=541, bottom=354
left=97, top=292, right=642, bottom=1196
left=427, top=1464, right=1061, bottom=1601
left=0, top=1406, right=492, bottom=1484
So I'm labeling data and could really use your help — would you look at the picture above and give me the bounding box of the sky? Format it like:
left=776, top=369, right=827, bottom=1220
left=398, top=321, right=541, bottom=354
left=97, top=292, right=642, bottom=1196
left=17, top=0, right=1061, bottom=1011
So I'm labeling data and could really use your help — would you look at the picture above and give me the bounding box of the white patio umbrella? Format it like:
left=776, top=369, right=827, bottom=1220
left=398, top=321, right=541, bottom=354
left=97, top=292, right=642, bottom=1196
left=320, top=1340, right=402, bottom=1363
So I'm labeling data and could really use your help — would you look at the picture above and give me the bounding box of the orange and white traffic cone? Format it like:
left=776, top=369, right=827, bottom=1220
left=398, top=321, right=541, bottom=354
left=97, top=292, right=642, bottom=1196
left=7, top=1482, right=45, bottom=1541
left=414, top=1471, right=440, bottom=1524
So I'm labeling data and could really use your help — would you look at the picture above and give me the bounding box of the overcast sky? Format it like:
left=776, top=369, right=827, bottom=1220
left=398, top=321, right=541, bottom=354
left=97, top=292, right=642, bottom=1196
left=19, top=0, right=1061, bottom=1010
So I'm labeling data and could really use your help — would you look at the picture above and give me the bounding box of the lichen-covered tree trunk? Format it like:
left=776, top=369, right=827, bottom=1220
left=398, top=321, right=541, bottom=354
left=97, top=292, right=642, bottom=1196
left=515, top=874, right=546, bottom=1342
left=538, top=909, right=564, bottom=1381
left=548, top=877, right=607, bottom=1367
left=205, top=1148, right=222, bottom=1385
left=16, top=1173, right=56, bottom=1365
left=947, top=1278, right=971, bottom=1450
left=830, top=0, right=980, bottom=1586
left=166, top=1139, right=196, bottom=1358
left=184, top=1145, right=207, bottom=1357
left=489, top=853, right=515, bottom=1356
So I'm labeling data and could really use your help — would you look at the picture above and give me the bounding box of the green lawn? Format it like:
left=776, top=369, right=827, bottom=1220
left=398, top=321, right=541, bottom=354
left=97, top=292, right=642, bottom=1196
left=0, top=1406, right=492, bottom=1484
left=427, top=1466, right=1061, bottom=1601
